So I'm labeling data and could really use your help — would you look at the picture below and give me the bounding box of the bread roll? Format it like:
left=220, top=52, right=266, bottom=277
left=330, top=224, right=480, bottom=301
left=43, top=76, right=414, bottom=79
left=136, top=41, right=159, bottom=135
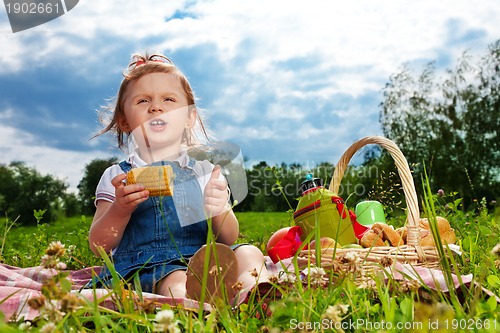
left=126, top=165, right=174, bottom=196
left=418, top=216, right=457, bottom=246
left=395, top=227, right=408, bottom=243
left=372, top=223, right=404, bottom=246
left=360, top=230, right=384, bottom=247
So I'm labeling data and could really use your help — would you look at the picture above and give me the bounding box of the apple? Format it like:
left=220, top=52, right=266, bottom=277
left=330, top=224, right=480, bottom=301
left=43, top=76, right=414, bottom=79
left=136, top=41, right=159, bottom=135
left=341, top=244, right=363, bottom=249
left=266, top=227, right=292, bottom=253
left=310, top=237, right=338, bottom=249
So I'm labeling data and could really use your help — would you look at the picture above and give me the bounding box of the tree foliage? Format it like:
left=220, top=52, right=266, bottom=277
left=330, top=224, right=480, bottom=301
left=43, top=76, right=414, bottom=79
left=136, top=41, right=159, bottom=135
left=380, top=40, right=500, bottom=205
left=77, top=157, right=118, bottom=216
left=0, top=162, right=68, bottom=225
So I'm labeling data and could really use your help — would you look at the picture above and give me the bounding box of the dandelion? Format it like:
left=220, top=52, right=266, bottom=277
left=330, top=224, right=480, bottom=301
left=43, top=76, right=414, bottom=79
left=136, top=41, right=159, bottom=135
left=154, top=309, right=180, bottom=333
left=491, top=243, right=500, bottom=258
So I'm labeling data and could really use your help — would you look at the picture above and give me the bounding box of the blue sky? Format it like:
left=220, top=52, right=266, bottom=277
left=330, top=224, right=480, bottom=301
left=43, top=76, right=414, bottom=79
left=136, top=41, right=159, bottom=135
left=0, top=0, right=499, bottom=192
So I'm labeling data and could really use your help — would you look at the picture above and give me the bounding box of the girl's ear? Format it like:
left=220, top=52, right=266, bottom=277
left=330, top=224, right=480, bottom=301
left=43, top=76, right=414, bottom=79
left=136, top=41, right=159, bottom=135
left=186, top=107, right=197, bottom=129
left=118, top=117, right=131, bottom=132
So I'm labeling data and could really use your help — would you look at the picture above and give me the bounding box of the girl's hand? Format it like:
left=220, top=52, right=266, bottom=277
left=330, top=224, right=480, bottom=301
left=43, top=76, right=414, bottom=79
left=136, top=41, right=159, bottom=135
left=204, top=165, right=229, bottom=218
left=111, top=173, right=149, bottom=214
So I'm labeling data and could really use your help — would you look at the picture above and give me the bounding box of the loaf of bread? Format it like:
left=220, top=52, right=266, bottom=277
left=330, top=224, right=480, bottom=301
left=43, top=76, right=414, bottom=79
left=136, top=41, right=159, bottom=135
left=126, top=165, right=174, bottom=196
left=360, top=217, right=457, bottom=248
left=394, top=216, right=457, bottom=246
left=418, top=216, right=457, bottom=246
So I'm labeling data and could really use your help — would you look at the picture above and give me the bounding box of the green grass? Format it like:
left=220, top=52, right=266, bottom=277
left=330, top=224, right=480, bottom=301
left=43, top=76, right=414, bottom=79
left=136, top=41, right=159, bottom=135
left=0, top=212, right=292, bottom=269
left=0, top=215, right=100, bottom=269
left=235, top=211, right=294, bottom=251
left=0, top=202, right=499, bottom=332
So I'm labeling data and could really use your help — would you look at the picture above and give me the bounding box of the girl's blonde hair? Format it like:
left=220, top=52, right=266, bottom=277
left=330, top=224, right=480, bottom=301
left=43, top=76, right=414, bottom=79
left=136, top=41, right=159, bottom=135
left=96, top=52, right=209, bottom=150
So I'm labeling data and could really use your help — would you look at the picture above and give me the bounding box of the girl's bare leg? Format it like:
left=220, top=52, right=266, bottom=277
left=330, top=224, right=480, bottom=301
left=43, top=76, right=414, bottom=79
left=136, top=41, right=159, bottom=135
left=234, top=245, right=270, bottom=290
left=156, top=270, right=187, bottom=299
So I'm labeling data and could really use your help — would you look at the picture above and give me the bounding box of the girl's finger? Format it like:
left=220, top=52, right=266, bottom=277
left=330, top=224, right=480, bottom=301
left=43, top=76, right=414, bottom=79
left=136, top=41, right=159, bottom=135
left=111, top=173, right=128, bottom=188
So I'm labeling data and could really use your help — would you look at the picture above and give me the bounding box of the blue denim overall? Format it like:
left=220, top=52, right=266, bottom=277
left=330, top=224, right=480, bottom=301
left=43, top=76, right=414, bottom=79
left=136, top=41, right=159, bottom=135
left=95, top=157, right=209, bottom=293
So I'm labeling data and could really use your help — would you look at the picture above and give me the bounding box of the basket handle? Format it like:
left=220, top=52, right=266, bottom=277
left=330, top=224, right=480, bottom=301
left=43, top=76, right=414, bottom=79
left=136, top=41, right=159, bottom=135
left=329, top=136, right=420, bottom=246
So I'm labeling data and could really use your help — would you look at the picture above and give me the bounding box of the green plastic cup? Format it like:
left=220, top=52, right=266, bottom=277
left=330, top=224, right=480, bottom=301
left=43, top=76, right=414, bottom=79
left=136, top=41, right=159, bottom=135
left=355, top=201, right=385, bottom=226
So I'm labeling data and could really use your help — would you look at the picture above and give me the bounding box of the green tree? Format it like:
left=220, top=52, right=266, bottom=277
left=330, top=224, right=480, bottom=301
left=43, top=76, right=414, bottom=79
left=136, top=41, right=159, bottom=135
left=0, top=164, right=17, bottom=214
left=3, top=162, right=68, bottom=225
left=77, top=157, right=118, bottom=215
left=380, top=40, right=500, bottom=206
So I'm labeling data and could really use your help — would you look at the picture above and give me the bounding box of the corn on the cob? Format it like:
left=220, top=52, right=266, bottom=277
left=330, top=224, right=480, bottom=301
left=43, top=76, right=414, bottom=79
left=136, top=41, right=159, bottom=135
left=126, top=165, right=174, bottom=196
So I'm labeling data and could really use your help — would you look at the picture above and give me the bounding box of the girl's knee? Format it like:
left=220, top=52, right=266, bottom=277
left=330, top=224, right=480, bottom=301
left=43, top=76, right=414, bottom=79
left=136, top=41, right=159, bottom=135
left=234, top=244, right=264, bottom=260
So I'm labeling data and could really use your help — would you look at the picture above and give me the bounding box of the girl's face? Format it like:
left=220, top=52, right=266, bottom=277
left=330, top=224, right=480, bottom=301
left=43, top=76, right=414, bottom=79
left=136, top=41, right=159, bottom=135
left=120, top=72, right=196, bottom=161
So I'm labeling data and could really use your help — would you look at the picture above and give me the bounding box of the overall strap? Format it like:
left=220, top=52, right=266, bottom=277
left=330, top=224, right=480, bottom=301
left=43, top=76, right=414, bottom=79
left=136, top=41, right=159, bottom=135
left=187, top=156, right=196, bottom=168
left=118, top=160, right=133, bottom=173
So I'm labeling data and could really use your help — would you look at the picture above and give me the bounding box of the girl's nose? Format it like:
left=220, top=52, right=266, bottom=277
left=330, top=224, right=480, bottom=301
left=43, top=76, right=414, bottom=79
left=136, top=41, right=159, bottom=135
left=149, top=102, right=163, bottom=113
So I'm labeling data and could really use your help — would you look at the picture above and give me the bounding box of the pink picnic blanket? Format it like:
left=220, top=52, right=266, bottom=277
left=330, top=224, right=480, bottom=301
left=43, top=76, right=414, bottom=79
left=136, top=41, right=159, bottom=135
left=0, top=259, right=495, bottom=322
left=0, top=264, right=212, bottom=321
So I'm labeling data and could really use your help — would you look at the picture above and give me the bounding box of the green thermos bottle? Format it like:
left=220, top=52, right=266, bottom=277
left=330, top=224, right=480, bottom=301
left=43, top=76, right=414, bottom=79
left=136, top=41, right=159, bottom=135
left=293, top=174, right=357, bottom=245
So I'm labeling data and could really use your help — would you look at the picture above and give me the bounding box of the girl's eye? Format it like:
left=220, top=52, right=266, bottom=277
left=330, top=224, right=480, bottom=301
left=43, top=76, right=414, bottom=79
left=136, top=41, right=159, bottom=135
left=137, top=99, right=149, bottom=104
left=164, top=97, right=175, bottom=102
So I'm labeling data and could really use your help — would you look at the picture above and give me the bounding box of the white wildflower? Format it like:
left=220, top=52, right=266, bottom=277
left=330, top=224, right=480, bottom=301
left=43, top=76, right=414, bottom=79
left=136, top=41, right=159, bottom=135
left=491, top=243, right=500, bottom=258
left=46, top=241, right=65, bottom=257
left=18, top=321, right=32, bottom=330
left=323, top=303, right=349, bottom=321
left=154, top=309, right=180, bottom=333
left=39, top=322, right=56, bottom=333
left=278, top=271, right=297, bottom=284
left=323, top=304, right=349, bottom=333
left=156, top=309, right=175, bottom=323
left=302, top=266, right=326, bottom=286
left=357, top=278, right=377, bottom=290
left=55, top=262, right=67, bottom=270
left=344, top=251, right=359, bottom=263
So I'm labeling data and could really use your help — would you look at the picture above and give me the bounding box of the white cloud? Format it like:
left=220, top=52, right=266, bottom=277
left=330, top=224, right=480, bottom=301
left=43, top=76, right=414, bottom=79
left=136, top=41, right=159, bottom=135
left=2, top=0, right=497, bottom=72
left=0, top=122, right=115, bottom=193
left=0, top=0, right=498, bottom=188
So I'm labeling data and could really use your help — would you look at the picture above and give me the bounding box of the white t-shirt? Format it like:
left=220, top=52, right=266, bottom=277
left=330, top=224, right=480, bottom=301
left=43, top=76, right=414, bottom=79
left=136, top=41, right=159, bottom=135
left=95, top=150, right=216, bottom=205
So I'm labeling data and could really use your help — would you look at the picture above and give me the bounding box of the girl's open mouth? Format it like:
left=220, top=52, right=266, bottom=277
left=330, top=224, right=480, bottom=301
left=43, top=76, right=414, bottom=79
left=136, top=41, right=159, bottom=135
left=149, top=118, right=167, bottom=131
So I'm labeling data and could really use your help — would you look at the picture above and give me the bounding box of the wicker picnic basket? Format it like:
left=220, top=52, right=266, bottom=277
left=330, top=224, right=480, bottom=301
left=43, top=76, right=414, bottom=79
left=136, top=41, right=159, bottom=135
left=298, top=136, right=445, bottom=277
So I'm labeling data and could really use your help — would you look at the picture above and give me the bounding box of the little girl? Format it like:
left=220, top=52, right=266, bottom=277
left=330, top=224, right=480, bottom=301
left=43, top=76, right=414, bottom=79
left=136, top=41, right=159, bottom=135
left=89, top=52, right=267, bottom=302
